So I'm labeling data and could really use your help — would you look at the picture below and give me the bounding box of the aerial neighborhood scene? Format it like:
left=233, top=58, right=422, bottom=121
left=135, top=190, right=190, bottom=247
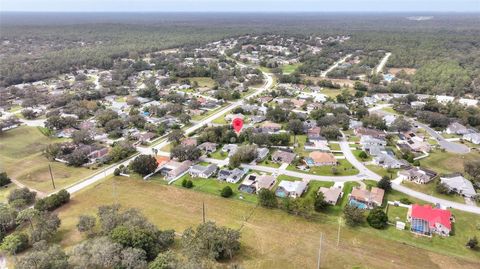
left=0, top=1, right=480, bottom=268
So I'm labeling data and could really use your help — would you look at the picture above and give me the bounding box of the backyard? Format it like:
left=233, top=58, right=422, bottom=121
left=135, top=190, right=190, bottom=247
left=54, top=176, right=480, bottom=269
left=0, top=126, right=97, bottom=193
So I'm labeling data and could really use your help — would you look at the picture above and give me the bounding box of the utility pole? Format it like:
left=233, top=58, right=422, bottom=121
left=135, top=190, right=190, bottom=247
left=317, top=233, right=323, bottom=269
left=48, top=164, right=56, bottom=189
left=337, top=218, right=341, bottom=247
left=202, top=202, right=206, bottom=223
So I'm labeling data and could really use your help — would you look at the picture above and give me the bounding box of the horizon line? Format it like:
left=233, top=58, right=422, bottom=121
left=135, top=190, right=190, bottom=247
left=2, top=10, right=480, bottom=14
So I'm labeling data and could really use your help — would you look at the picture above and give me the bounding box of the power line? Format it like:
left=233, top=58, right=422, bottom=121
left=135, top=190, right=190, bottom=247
left=317, top=233, right=323, bottom=269
left=48, top=164, right=56, bottom=189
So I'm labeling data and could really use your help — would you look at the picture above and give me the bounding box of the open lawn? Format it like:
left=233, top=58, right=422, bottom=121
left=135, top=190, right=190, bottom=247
left=54, top=176, right=480, bottom=269
left=210, top=149, right=228, bottom=160
left=187, top=77, right=216, bottom=88
left=421, top=150, right=480, bottom=175
left=288, top=159, right=359, bottom=176
left=381, top=106, right=399, bottom=115
left=0, top=126, right=97, bottom=193
left=281, top=63, right=300, bottom=74
left=166, top=174, right=258, bottom=204
left=0, top=184, right=16, bottom=203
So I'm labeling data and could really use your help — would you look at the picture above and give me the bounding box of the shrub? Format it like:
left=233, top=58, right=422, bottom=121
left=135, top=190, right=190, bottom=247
left=258, top=189, right=278, bottom=208
left=0, top=233, right=29, bottom=254
left=399, top=198, right=412, bottom=205
left=181, top=178, right=188, bottom=187
left=34, top=189, right=70, bottom=211
left=0, top=172, right=11, bottom=187
left=113, top=168, right=121, bottom=176
left=185, top=180, right=193, bottom=188
left=221, top=186, right=233, bottom=198
left=367, top=208, right=389, bottom=229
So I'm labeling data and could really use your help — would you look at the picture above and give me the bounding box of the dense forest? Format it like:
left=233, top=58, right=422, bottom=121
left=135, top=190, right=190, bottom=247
left=1, top=12, right=480, bottom=96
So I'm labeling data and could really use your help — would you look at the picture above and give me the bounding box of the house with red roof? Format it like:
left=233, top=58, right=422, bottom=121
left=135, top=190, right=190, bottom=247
left=407, top=204, right=452, bottom=237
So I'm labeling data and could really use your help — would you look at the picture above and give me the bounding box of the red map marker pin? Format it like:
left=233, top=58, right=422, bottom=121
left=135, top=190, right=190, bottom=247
left=232, top=117, right=244, bottom=133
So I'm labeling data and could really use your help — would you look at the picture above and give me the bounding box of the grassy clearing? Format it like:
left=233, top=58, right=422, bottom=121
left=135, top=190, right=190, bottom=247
left=421, top=150, right=480, bottom=175
left=187, top=77, right=216, bottom=88
left=281, top=63, right=300, bottom=74
left=210, top=149, right=228, bottom=160
left=0, top=126, right=96, bottom=193
left=366, top=165, right=398, bottom=179
left=352, top=149, right=372, bottom=161
left=0, top=184, right=16, bottom=203
left=55, top=176, right=480, bottom=268
left=287, top=159, right=359, bottom=176
left=166, top=174, right=258, bottom=204
left=381, top=106, right=399, bottom=115
left=329, top=142, right=341, bottom=151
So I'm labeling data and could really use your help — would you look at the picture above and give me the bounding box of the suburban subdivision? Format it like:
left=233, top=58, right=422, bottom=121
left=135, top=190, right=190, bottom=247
left=0, top=10, right=479, bottom=269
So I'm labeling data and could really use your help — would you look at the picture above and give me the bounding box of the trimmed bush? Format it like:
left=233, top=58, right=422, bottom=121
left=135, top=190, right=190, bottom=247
left=220, top=186, right=233, bottom=198
left=34, top=189, right=70, bottom=211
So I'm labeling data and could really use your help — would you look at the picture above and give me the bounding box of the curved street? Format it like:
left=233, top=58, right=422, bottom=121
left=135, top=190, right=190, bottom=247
left=60, top=61, right=480, bottom=215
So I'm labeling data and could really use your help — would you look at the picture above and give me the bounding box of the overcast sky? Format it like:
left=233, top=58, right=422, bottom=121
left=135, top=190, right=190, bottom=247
left=2, top=0, right=479, bottom=12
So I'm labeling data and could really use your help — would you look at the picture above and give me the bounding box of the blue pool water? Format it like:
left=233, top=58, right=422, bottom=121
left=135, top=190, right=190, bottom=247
left=349, top=199, right=368, bottom=209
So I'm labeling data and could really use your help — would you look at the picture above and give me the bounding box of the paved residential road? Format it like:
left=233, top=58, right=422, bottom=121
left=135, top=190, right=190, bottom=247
left=369, top=104, right=470, bottom=154
left=320, top=54, right=352, bottom=78
left=374, top=52, right=391, bottom=74
left=60, top=62, right=479, bottom=215
left=415, top=122, right=470, bottom=154
left=64, top=72, right=274, bottom=195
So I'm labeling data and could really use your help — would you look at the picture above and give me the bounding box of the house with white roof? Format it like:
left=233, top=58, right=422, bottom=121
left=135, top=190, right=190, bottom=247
left=275, top=181, right=308, bottom=198
left=435, top=95, right=455, bottom=104
left=458, top=98, right=478, bottom=107
left=463, top=133, right=480, bottom=144
left=440, top=175, right=477, bottom=198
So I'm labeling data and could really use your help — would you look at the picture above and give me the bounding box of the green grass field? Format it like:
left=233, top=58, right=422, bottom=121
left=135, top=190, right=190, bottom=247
left=0, top=184, right=17, bottom=203
left=281, top=63, right=301, bottom=74
left=420, top=150, right=480, bottom=175
left=288, top=159, right=359, bottom=176
left=54, top=176, right=480, bottom=269
left=187, top=77, right=216, bottom=88
left=0, top=126, right=97, bottom=193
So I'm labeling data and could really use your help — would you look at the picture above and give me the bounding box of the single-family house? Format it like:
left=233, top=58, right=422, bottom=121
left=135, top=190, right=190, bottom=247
left=435, top=95, right=455, bottom=104
left=398, top=167, right=437, bottom=184
left=256, top=147, right=269, bottom=162
left=407, top=204, right=452, bottom=237
left=410, top=101, right=425, bottom=109
left=318, top=186, right=343, bottom=205
left=222, top=144, right=238, bottom=157
left=440, top=175, right=477, bottom=198
left=373, top=153, right=406, bottom=169
left=458, top=98, right=478, bottom=107
left=275, top=181, right=308, bottom=198
left=260, top=121, right=282, bottom=133
left=349, top=187, right=385, bottom=209
left=189, top=164, right=218, bottom=178
left=271, top=150, right=296, bottom=164
left=354, top=127, right=386, bottom=139
left=306, top=151, right=337, bottom=166
left=463, top=133, right=480, bottom=144
left=446, top=122, right=469, bottom=135
left=159, top=160, right=193, bottom=180
left=197, top=142, right=218, bottom=154
left=217, top=168, right=248, bottom=183
left=181, top=138, right=198, bottom=147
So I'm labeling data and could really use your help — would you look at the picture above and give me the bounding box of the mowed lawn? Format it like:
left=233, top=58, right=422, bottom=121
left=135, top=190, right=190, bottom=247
left=281, top=63, right=301, bottom=74
left=0, top=126, right=96, bottom=193
left=421, top=150, right=480, bottom=175
left=55, top=176, right=480, bottom=269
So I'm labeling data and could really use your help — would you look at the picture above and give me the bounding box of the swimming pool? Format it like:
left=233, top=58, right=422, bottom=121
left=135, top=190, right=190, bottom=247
left=349, top=199, right=368, bottom=209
